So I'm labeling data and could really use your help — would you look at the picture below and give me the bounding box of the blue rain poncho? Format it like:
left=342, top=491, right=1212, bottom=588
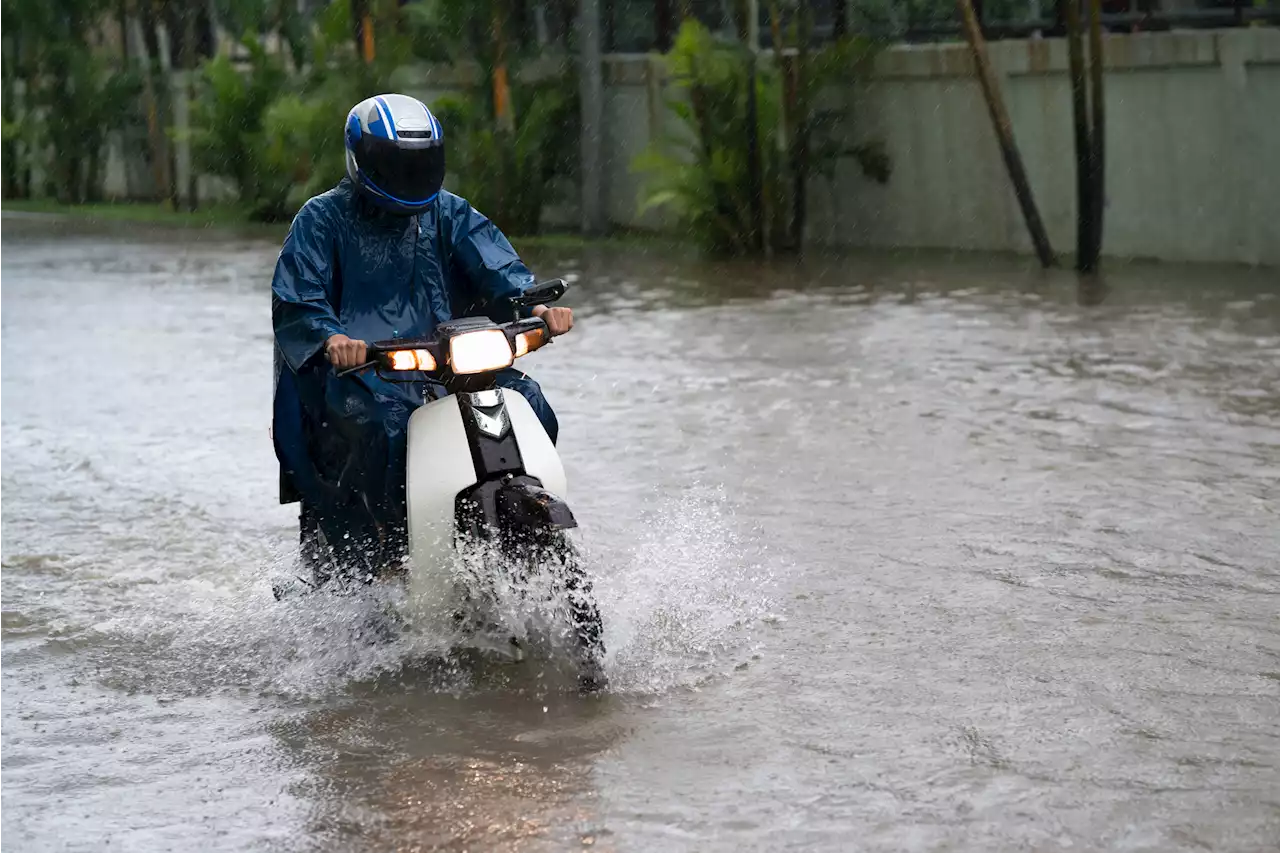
left=271, top=179, right=557, bottom=527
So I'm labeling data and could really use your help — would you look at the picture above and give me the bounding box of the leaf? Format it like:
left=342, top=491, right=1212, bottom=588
left=637, top=188, right=686, bottom=215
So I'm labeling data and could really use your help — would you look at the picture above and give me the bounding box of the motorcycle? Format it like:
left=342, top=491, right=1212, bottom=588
left=283, top=279, right=606, bottom=692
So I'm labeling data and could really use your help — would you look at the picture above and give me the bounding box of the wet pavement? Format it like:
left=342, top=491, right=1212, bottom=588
left=3, top=216, right=1278, bottom=851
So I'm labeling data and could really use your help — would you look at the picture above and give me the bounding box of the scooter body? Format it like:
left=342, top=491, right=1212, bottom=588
left=402, top=388, right=568, bottom=607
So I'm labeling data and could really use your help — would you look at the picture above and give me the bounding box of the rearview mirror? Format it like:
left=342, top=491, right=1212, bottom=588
left=510, top=278, right=569, bottom=307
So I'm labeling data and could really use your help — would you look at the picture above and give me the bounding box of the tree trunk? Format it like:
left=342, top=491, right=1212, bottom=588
left=118, top=0, right=130, bottom=61
left=492, top=2, right=515, bottom=133
left=19, top=75, right=34, bottom=199
left=115, top=0, right=136, bottom=199
left=656, top=0, right=673, bottom=51
left=152, top=8, right=180, bottom=211
left=578, top=0, right=605, bottom=234
left=1064, top=0, right=1093, bottom=270
left=833, top=0, right=848, bottom=38
left=956, top=0, right=1056, bottom=268
left=133, top=7, right=174, bottom=206
left=492, top=0, right=514, bottom=226
left=1085, top=0, right=1106, bottom=271
left=47, top=47, right=79, bottom=203
left=512, top=0, right=531, bottom=51
left=2, top=40, right=22, bottom=199
left=770, top=3, right=790, bottom=249
left=181, top=0, right=198, bottom=211
left=737, top=0, right=763, bottom=253
left=352, top=0, right=376, bottom=64
left=85, top=144, right=104, bottom=203
left=790, top=0, right=813, bottom=252
left=277, top=1, right=306, bottom=70
left=16, top=44, right=34, bottom=200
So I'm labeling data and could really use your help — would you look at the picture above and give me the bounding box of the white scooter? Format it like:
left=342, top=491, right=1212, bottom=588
left=297, top=279, right=606, bottom=690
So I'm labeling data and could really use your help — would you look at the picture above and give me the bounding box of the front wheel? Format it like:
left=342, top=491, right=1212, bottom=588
left=552, top=533, right=608, bottom=692
left=502, top=526, right=607, bottom=693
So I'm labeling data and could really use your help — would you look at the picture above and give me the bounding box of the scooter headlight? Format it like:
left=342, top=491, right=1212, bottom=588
left=449, top=329, right=515, bottom=374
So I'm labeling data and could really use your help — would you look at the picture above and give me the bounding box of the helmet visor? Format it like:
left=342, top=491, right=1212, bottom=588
left=356, top=136, right=445, bottom=205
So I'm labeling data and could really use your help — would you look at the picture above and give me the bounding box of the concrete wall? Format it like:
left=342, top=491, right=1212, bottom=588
left=97, top=28, right=1280, bottom=265
left=601, top=28, right=1280, bottom=265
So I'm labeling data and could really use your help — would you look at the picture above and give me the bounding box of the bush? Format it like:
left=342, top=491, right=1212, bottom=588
left=189, top=0, right=422, bottom=220
left=187, top=37, right=291, bottom=219
left=406, top=0, right=578, bottom=235
left=258, top=92, right=348, bottom=215
left=635, top=19, right=890, bottom=255
left=188, top=0, right=574, bottom=229
left=432, top=75, right=578, bottom=236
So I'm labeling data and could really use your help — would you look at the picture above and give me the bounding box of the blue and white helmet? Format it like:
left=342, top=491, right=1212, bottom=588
left=344, top=94, right=445, bottom=215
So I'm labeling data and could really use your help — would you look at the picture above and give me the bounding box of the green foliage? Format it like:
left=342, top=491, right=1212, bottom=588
left=405, top=0, right=540, bottom=75
left=405, top=0, right=576, bottom=234
left=635, top=22, right=767, bottom=255
left=188, top=0, right=413, bottom=220
left=635, top=19, right=890, bottom=255
left=801, top=34, right=891, bottom=185
left=212, top=0, right=311, bottom=67
left=433, top=75, right=578, bottom=236
left=404, top=0, right=487, bottom=64
left=258, top=89, right=349, bottom=213
left=306, top=0, right=413, bottom=95
left=187, top=38, right=290, bottom=218
left=50, top=52, right=141, bottom=202
left=6, top=0, right=574, bottom=230
left=268, top=0, right=414, bottom=215
left=1, top=0, right=141, bottom=201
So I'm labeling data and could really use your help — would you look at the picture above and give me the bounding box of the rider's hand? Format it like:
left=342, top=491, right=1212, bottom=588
left=324, top=334, right=368, bottom=369
left=533, top=305, right=574, bottom=337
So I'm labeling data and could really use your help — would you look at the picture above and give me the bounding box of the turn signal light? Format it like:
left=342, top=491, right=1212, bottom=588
left=514, top=327, right=548, bottom=358
left=386, top=349, right=436, bottom=371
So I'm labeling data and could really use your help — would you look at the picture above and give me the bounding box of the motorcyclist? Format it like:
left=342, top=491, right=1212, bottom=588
left=271, top=93, right=572, bottom=576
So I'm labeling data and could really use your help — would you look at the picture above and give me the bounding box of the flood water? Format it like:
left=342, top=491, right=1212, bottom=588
left=3, top=216, right=1278, bottom=852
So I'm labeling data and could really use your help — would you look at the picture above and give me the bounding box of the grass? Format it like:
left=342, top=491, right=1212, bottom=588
left=1, top=198, right=284, bottom=234
left=1, top=198, right=687, bottom=253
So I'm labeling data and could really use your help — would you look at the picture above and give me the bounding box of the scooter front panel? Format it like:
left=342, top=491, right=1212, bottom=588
left=505, top=391, right=568, bottom=499
left=405, top=396, right=477, bottom=594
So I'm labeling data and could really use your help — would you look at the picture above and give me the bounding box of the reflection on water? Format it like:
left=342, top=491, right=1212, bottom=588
left=2, top=217, right=1278, bottom=852
left=272, top=683, right=624, bottom=851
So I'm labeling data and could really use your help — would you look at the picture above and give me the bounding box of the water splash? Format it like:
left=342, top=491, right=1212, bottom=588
left=587, top=486, right=777, bottom=693
left=77, top=488, right=774, bottom=700
left=89, top=553, right=459, bottom=699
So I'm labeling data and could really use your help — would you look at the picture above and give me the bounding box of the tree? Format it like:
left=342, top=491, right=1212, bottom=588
left=1, top=0, right=142, bottom=202
left=0, top=0, right=41, bottom=198
left=407, top=0, right=580, bottom=234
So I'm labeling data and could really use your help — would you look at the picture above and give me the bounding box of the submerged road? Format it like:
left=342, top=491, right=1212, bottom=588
left=3, top=218, right=1278, bottom=851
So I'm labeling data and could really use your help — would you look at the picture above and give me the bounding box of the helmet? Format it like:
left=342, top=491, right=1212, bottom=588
left=344, top=94, right=445, bottom=215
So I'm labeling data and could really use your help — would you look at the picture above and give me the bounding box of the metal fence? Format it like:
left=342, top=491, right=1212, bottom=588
left=602, top=0, right=1280, bottom=52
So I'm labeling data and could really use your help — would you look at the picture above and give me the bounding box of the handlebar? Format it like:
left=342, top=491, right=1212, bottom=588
left=510, top=278, right=567, bottom=307
left=332, top=279, right=568, bottom=379
left=335, top=315, right=553, bottom=379
left=336, top=359, right=378, bottom=379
